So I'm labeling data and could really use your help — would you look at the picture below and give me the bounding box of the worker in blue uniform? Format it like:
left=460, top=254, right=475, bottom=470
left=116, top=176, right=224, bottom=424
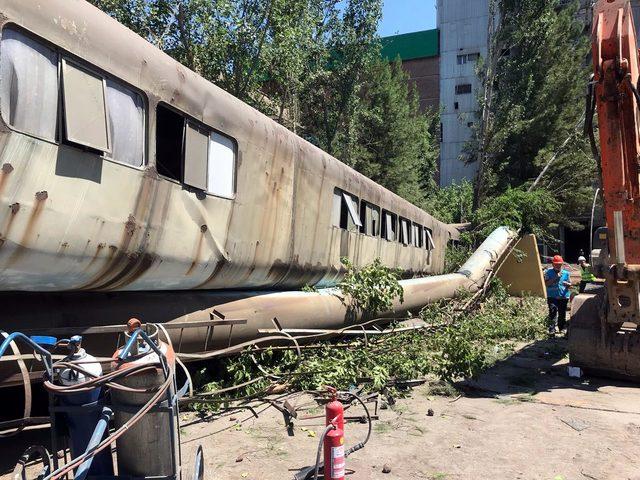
left=544, top=255, right=572, bottom=335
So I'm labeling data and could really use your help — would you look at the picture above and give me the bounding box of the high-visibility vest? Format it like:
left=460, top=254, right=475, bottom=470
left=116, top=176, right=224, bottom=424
left=581, top=264, right=596, bottom=282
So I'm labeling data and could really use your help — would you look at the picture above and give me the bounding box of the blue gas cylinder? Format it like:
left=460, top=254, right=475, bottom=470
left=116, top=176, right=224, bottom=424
left=58, top=338, right=113, bottom=477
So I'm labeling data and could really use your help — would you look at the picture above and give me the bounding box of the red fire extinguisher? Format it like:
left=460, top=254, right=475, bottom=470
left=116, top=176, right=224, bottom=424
left=324, top=387, right=345, bottom=480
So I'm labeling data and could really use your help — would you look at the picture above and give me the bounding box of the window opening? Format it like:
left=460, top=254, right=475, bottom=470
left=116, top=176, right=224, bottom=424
left=156, top=104, right=184, bottom=181
left=360, top=202, right=380, bottom=237
left=455, top=84, right=472, bottom=95
left=425, top=227, right=435, bottom=251
left=0, top=28, right=58, bottom=141
left=381, top=210, right=397, bottom=242
left=332, top=188, right=361, bottom=231
left=399, top=217, right=411, bottom=245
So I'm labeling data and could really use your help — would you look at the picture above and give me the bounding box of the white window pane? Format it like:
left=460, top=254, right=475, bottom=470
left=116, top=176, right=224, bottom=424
left=332, top=190, right=342, bottom=227
left=208, top=132, right=236, bottom=197
left=106, top=80, right=144, bottom=166
left=1, top=28, right=58, bottom=140
left=62, top=59, right=109, bottom=151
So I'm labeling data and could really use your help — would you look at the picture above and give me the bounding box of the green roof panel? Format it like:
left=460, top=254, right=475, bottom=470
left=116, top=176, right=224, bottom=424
left=380, top=29, right=439, bottom=61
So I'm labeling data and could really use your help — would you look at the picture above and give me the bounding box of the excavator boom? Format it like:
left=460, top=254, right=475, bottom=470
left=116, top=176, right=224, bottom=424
left=569, top=0, right=640, bottom=380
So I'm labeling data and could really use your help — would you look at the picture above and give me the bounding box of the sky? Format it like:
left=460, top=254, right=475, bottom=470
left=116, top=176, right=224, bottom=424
left=378, top=0, right=437, bottom=37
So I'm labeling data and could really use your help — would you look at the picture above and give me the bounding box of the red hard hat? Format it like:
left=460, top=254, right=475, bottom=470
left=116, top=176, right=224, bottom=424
left=552, top=255, right=564, bottom=265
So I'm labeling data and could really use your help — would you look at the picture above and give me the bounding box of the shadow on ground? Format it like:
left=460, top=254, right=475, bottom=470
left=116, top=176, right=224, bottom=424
left=458, top=336, right=640, bottom=414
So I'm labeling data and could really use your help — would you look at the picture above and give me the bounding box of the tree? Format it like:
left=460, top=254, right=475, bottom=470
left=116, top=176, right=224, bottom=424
left=469, top=0, right=595, bottom=229
left=346, top=59, right=439, bottom=206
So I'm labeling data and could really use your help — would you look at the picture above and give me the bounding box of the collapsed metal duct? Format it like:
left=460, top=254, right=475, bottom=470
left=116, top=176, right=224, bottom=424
left=0, top=227, right=517, bottom=386
left=176, top=226, right=518, bottom=359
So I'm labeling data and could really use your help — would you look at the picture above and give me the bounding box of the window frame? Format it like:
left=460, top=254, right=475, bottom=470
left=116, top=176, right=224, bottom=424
left=455, top=83, right=473, bottom=95
left=359, top=200, right=381, bottom=237
left=0, top=24, right=149, bottom=171
left=155, top=101, right=237, bottom=199
left=381, top=210, right=397, bottom=242
left=399, top=217, right=411, bottom=246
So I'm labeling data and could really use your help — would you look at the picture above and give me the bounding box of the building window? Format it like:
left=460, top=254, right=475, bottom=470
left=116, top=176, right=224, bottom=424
left=0, top=28, right=58, bottom=141
left=208, top=132, right=236, bottom=198
left=360, top=201, right=380, bottom=237
left=156, top=104, right=184, bottom=182
left=106, top=79, right=145, bottom=167
left=454, top=102, right=459, bottom=110
left=332, top=188, right=361, bottom=232
left=457, top=53, right=480, bottom=65
left=455, top=84, right=472, bottom=95
left=399, top=217, right=411, bottom=246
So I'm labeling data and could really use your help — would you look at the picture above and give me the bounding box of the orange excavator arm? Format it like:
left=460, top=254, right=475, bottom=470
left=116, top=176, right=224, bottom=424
left=569, top=0, right=640, bottom=380
left=591, top=0, right=640, bottom=323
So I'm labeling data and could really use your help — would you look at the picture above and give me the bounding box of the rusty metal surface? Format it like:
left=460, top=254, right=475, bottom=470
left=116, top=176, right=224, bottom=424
left=0, top=227, right=515, bottom=381
left=0, top=0, right=458, bottom=293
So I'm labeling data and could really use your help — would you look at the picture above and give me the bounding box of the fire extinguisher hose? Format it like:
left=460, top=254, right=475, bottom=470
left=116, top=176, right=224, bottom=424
left=341, top=391, right=372, bottom=457
left=312, top=424, right=336, bottom=480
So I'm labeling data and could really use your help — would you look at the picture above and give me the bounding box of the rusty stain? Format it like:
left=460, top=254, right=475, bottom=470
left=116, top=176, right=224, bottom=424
left=35, top=191, right=48, bottom=201
left=0, top=163, right=13, bottom=196
left=9, top=203, right=19, bottom=214
left=1, top=163, right=13, bottom=174
left=185, top=229, right=205, bottom=276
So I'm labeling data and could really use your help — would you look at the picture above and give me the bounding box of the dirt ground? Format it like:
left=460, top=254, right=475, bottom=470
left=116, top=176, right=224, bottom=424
left=2, top=336, right=639, bottom=480
left=176, top=337, right=640, bottom=480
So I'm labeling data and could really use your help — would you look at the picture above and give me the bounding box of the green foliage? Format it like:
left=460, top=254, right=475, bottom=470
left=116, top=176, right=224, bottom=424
left=423, top=180, right=473, bottom=225
left=338, top=257, right=404, bottom=315
left=470, top=187, right=561, bottom=244
left=336, top=59, right=440, bottom=206
left=470, top=0, right=594, bottom=233
left=191, top=280, right=547, bottom=411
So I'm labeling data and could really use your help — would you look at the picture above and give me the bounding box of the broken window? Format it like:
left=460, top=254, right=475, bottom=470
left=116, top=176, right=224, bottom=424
left=399, top=218, right=411, bottom=246
left=208, top=131, right=236, bottom=198
left=0, top=28, right=58, bottom=141
left=413, top=223, right=423, bottom=248
left=382, top=210, right=397, bottom=242
left=360, top=201, right=380, bottom=237
left=156, top=104, right=184, bottom=181
left=332, top=188, right=361, bottom=231
left=184, top=122, right=208, bottom=190
left=62, top=59, right=110, bottom=152
left=425, top=227, right=435, bottom=251
left=106, top=79, right=144, bottom=167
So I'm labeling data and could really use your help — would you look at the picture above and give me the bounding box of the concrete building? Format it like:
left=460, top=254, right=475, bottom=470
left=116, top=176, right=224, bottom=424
left=380, top=29, right=440, bottom=111
left=436, top=0, right=491, bottom=187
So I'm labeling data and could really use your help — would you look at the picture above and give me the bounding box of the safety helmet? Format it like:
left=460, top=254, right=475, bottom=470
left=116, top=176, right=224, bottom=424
left=552, top=255, right=564, bottom=265
left=578, top=256, right=586, bottom=263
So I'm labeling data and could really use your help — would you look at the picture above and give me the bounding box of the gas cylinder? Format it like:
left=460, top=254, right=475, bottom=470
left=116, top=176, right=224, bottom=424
left=57, top=336, right=114, bottom=477
left=111, top=321, right=179, bottom=479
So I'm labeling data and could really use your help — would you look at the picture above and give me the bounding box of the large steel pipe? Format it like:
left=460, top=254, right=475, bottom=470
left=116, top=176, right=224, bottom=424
left=176, top=227, right=517, bottom=358
left=0, top=227, right=516, bottom=383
